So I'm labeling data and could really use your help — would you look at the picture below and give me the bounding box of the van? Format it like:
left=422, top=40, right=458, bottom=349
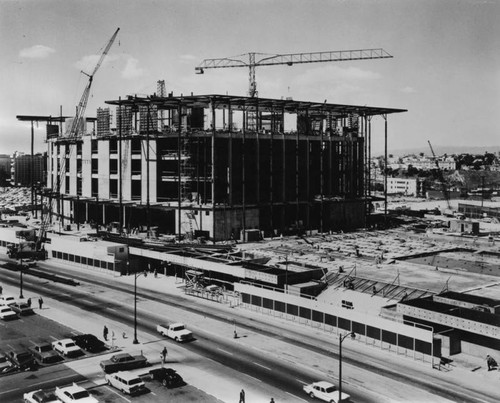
left=105, top=371, right=146, bottom=395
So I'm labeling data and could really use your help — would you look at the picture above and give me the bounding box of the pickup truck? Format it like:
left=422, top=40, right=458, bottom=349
left=156, top=323, right=193, bottom=342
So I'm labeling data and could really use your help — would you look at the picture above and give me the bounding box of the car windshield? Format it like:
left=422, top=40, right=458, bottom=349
left=172, top=325, right=185, bottom=331
left=0, top=308, right=11, bottom=312
left=39, top=345, right=51, bottom=352
left=325, top=386, right=336, bottom=393
left=72, top=390, right=90, bottom=399
left=65, top=342, right=76, bottom=347
left=129, top=378, right=142, bottom=385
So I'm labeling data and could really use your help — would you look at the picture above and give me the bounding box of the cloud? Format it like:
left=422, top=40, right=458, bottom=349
left=74, top=53, right=144, bottom=79
left=19, top=45, right=55, bottom=59
left=401, top=86, right=416, bottom=93
left=121, top=56, right=145, bottom=79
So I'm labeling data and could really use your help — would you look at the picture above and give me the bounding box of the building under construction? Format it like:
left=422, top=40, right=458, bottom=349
left=45, top=92, right=405, bottom=241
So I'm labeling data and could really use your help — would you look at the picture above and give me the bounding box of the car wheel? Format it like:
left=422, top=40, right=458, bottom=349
left=162, top=379, right=167, bottom=387
left=309, top=392, right=315, bottom=399
left=107, top=379, right=111, bottom=385
left=175, top=337, right=179, bottom=342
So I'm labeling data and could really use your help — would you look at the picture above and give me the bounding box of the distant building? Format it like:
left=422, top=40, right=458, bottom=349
left=11, top=151, right=45, bottom=187
left=0, top=154, right=10, bottom=186
left=387, top=177, right=421, bottom=196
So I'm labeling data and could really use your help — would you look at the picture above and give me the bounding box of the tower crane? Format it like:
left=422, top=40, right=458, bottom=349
left=36, top=28, right=120, bottom=252
left=195, top=48, right=393, bottom=97
left=428, top=140, right=452, bottom=212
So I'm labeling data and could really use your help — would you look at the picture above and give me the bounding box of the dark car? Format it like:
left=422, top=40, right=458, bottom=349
left=29, top=341, right=62, bottom=364
left=100, top=353, right=148, bottom=374
left=72, top=334, right=106, bottom=353
left=7, top=346, right=37, bottom=370
left=10, top=303, right=34, bottom=316
left=149, top=367, right=185, bottom=388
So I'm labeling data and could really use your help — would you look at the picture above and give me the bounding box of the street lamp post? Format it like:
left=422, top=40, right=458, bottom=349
left=133, top=270, right=147, bottom=344
left=19, top=264, right=24, bottom=299
left=339, top=332, right=356, bottom=402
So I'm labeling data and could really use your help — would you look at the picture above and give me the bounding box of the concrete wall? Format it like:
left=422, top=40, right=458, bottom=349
left=396, top=304, right=500, bottom=339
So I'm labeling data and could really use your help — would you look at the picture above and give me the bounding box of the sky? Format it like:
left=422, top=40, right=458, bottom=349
left=0, top=0, right=499, bottom=156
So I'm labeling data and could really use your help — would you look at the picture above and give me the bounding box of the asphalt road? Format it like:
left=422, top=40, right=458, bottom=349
left=0, top=261, right=497, bottom=403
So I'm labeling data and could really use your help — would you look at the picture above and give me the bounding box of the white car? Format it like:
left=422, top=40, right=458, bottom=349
left=23, top=389, right=59, bottom=403
left=0, top=306, right=18, bottom=320
left=52, top=339, right=83, bottom=358
left=54, top=383, right=98, bottom=403
left=303, top=381, right=350, bottom=403
left=0, top=295, right=16, bottom=306
left=105, top=371, right=147, bottom=395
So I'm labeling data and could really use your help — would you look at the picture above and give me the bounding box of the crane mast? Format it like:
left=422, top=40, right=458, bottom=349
left=428, top=140, right=452, bottom=211
left=196, top=48, right=393, bottom=97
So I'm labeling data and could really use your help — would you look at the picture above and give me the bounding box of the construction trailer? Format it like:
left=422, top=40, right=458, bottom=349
left=44, top=93, right=406, bottom=241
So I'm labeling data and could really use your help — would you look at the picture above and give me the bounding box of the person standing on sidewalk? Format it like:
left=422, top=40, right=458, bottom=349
left=239, top=389, right=245, bottom=403
left=487, top=355, right=497, bottom=371
left=161, top=347, right=168, bottom=364
left=103, top=325, right=109, bottom=341
left=38, top=297, right=43, bottom=309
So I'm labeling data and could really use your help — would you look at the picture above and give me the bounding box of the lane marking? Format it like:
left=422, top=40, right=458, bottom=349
left=150, top=392, right=157, bottom=396
left=108, top=308, right=117, bottom=312
left=217, top=347, right=234, bottom=355
left=243, top=373, right=262, bottom=383
left=0, top=388, right=20, bottom=395
left=49, top=335, right=58, bottom=340
left=296, top=378, right=307, bottom=385
left=104, top=386, right=131, bottom=402
left=253, top=362, right=271, bottom=371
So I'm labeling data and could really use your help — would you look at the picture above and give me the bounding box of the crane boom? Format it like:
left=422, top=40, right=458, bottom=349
left=69, top=27, right=120, bottom=138
left=195, top=48, right=392, bottom=97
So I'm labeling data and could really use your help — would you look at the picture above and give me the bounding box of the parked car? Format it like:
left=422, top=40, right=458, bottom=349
left=0, top=350, right=15, bottom=374
left=0, top=295, right=16, bottom=306
left=22, top=259, right=37, bottom=268
left=100, top=352, right=148, bottom=374
left=7, top=346, right=37, bottom=371
left=29, top=341, right=62, bottom=364
left=105, top=371, right=147, bottom=395
left=10, top=302, right=34, bottom=316
left=0, top=305, right=18, bottom=320
left=23, top=389, right=59, bottom=403
left=303, top=381, right=350, bottom=403
left=54, top=383, right=98, bottom=403
left=71, top=334, right=106, bottom=353
left=149, top=367, right=185, bottom=388
left=52, top=339, right=83, bottom=358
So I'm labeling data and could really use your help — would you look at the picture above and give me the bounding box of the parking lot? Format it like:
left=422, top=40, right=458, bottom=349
left=0, top=293, right=221, bottom=403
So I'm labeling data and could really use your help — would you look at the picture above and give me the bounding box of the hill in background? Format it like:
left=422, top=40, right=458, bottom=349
left=373, top=145, right=500, bottom=157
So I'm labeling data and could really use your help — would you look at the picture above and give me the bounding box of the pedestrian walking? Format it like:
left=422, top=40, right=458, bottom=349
left=239, top=388, right=245, bottom=403
left=27, top=297, right=31, bottom=307
left=161, top=347, right=168, bottom=363
left=154, top=269, right=158, bottom=278
left=0, top=285, right=3, bottom=294
left=38, top=297, right=43, bottom=309
left=270, top=399, right=275, bottom=403
left=103, top=325, right=109, bottom=341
